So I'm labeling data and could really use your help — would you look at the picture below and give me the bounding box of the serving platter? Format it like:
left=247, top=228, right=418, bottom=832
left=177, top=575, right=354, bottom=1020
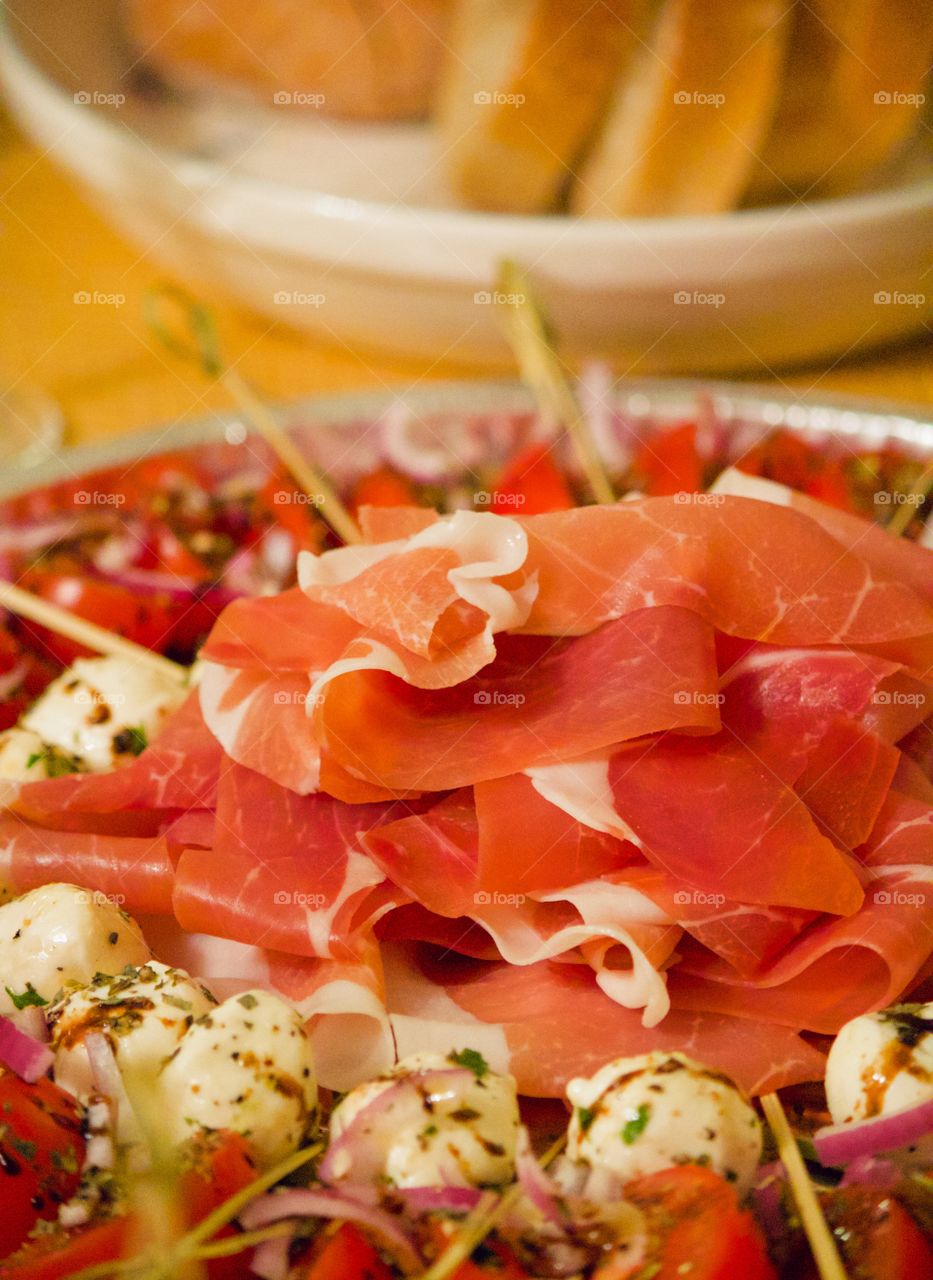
left=2, top=0, right=931, bottom=371
left=0, top=376, right=932, bottom=1276
left=4, top=376, right=933, bottom=502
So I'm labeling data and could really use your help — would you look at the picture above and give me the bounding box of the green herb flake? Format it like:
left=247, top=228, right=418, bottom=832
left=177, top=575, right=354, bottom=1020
left=11, top=1136, right=37, bottom=1162
left=5, top=983, right=48, bottom=1010
left=576, top=1105, right=596, bottom=1133
left=114, top=725, right=148, bottom=757
left=163, top=994, right=193, bottom=1012
left=237, top=993, right=258, bottom=1010
left=621, top=1103, right=651, bottom=1145
left=449, top=1047, right=489, bottom=1079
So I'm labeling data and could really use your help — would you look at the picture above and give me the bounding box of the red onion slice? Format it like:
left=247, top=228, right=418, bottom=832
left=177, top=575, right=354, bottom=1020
left=380, top=403, right=484, bottom=482
left=250, top=1233, right=290, bottom=1280
left=394, top=1185, right=485, bottom=1215
left=515, top=1126, right=565, bottom=1229
left=318, top=1067, right=474, bottom=1186
left=813, top=1099, right=933, bottom=1165
left=0, top=1014, right=53, bottom=1082
left=839, top=1154, right=899, bottom=1188
left=240, top=1187, right=422, bottom=1274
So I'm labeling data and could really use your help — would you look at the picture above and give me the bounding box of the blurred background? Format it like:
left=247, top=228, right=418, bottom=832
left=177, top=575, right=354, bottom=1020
left=0, top=0, right=930, bottom=448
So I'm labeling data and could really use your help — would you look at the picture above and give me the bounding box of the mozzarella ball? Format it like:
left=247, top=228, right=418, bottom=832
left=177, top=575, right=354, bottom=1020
left=0, top=883, right=151, bottom=1015
left=328, top=1050, right=520, bottom=1188
left=826, top=1004, right=933, bottom=1125
left=50, top=961, right=216, bottom=1106
left=158, top=990, right=317, bottom=1169
left=0, top=727, right=82, bottom=781
left=22, top=655, right=186, bottom=772
left=566, top=1052, right=762, bottom=1197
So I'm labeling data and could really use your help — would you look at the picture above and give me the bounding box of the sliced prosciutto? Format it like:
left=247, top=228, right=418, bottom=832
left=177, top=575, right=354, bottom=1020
left=317, top=606, right=720, bottom=792
left=0, top=814, right=174, bottom=915
left=711, top=466, right=933, bottom=606
left=384, top=942, right=827, bottom=1098
left=668, top=785, right=933, bottom=1033
left=609, top=735, right=865, bottom=914
left=518, top=497, right=933, bottom=658
left=173, top=763, right=407, bottom=959
left=13, top=692, right=221, bottom=821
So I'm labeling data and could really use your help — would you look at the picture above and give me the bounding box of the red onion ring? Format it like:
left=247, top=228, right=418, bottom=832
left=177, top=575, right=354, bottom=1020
left=249, top=1233, right=290, bottom=1280
left=318, top=1067, right=474, bottom=1186
left=813, top=1099, right=933, bottom=1165
left=393, top=1185, right=485, bottom=1215
left=839, top=1154, right=899, bottom=1188
left=515, top=1126, right=565, bottom=1229
left=0, top=1013, right=53, bottom=1082
left=240, top=1187, right=422, bottom=1275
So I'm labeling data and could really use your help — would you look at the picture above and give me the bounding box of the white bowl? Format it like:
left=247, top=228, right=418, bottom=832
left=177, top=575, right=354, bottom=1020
left=2, top=0, right=931, bottom=370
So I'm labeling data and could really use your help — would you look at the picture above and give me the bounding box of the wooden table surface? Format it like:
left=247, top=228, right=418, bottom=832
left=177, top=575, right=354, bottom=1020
left=1, top=123, right=931, bottom=452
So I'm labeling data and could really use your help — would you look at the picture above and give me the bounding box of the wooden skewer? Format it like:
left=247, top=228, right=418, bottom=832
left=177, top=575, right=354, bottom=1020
left=0, top=580, right=186, bottom=683
left=495, top=260, right=615, bottom=506
left=143, top=284, right=361, bottom=545
left=887, top=458, right=933, bottom=537
left=761, top=1093, right=847, bottom=1280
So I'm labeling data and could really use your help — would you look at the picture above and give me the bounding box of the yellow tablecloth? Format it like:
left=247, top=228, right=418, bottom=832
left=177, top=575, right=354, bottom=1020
left=1, top=124, right=931, bottom=451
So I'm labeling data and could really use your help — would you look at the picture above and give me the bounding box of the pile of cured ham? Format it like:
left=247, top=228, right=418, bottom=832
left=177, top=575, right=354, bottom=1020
left=3, top=484, right=932, bottom=1099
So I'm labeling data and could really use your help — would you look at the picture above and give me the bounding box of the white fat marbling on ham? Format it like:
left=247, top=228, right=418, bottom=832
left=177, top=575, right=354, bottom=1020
left=526, top=754, right=642, bottom=844
left=299, top=509, right=537, bottom=632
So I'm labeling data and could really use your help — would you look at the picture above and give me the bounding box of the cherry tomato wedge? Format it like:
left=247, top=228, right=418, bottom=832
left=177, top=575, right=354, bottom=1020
left=492, top=443, right=574, bottom=515
left=294, top=1222, right=394, bottom=1280
left=598, top=1165, right=776, bottom=1280
left=794, top=1186, right=933, bottom=1280
left=0, top=1132, right=256, bottom=1279
left=0, top=1069, right=85, bottom=1257
left=424, top=1218, right=531, bottom=1279
left=632, top=422, right=703, bottom=496
left=350, top=466, right=419, bottom=514
left=0, top=1219, right=131, bottom=1280
left=14, top=571, right=184, bottom=666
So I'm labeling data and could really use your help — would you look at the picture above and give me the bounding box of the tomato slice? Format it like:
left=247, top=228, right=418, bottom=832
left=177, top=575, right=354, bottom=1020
left=423, top=1218, right=531, bottom=1279
left=633, top=422, right=703, bottom=496
left=350, top=466, right=419, bottom=514
left=605, top=1165, right=776, bottom=1280
left=0, top=1070, right=85, bottom=1257
left=295, top=1222, right=394, bottom=1280
left=0, top=1132, right=257, bottom=1279
left=792, top=1186, right=933, bottom=1280
left=0, top=1219, right=130, bottom=1280
left=492, top=443, right=575, bottom=515
left=13, top=571, right=188, bottom=666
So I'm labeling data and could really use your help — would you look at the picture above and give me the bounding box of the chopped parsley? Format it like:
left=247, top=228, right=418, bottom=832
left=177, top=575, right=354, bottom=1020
left=621, top=1103, right=651, bottom=1145
left=25, top=748, right=80, bottom=778
left=5, top=983, right=48, bottom=1010
left=576, top=1105, right=596, bottom=1133
left=237, top=993, right=258, bottom=1010
left=113, top=725, right=148, bottom=756
left=449, top=1048, right=489, bottom=1079
left=163, top=994, right=193, bottom=1012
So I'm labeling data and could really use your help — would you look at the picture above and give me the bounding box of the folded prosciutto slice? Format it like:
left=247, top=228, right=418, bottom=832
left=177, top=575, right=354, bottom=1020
left=5, top=481, right=932, bottom=1102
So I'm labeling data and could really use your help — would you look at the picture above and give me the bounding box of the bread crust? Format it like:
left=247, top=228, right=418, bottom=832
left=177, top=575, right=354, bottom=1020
left=748, top=0, right=933, bottom=200
left=436, top=0, right=653, bottom=213
left=573, top=0, right=791, bottom=217
left=124, top=0, right=453, bottom=121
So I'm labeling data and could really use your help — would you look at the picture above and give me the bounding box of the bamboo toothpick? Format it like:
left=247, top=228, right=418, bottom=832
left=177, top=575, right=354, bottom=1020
left=495, top=260, right=615, bottom=506
left=143, top=285, right=361, bottom=545
left=886, top=459, right=933, bottom=537
left=0, top=580, right=185, bottom=682
left=761, top=1093, right=846, bottom=1280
